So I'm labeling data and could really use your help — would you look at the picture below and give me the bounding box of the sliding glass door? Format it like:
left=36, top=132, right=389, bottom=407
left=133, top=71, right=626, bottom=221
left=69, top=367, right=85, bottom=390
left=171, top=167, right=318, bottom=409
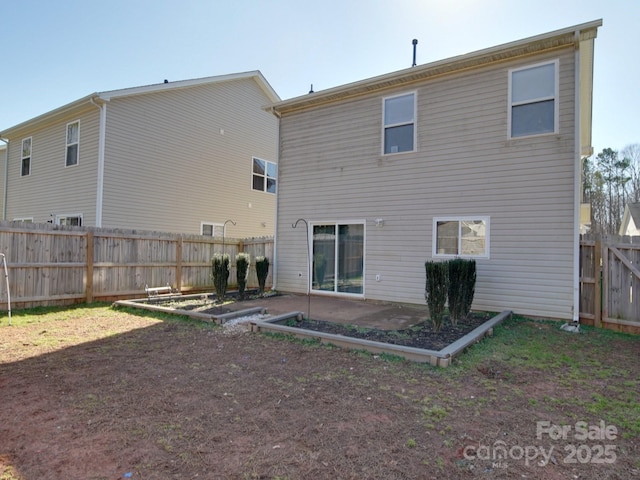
left=312, top=222, right=364, bottom=295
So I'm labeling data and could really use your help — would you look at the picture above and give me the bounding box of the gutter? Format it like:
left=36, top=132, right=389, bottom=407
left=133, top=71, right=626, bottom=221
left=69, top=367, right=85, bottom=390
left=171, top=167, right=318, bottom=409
left=572, top=29, right=582, bottom=323
left=90, top=97, right=108, bottom=227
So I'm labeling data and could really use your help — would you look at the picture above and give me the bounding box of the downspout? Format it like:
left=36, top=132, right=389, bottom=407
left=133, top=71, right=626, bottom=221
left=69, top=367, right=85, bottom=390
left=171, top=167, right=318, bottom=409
left=90, top=98, right=107, bottom=227
left=271, top=106, right=282, bottom=290
left=572, top=30, right=582, bottom=323
left=0, top=138, right=8, bottom=221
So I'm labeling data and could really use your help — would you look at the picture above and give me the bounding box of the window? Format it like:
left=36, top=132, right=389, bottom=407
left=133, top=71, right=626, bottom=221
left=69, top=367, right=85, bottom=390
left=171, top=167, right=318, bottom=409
left=509, top=61, right=558, bottom=138
left=57, top=214, right=82, bottom=226
left=66, top=121, right=80, bottom=166
left=21, top=137, right=32, bottom=176
left=13, top=217, right=33, bottom=223
left=433, top=217, right=489, bottom=258
left=201, top=222, right=224, bottom=237
left=383, top=92, right=415, bottom=154
left=252, top=158, right=277, bottom=193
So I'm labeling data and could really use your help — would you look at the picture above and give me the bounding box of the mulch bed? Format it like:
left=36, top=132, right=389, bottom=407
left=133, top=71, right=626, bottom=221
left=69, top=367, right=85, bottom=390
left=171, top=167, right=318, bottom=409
left=277, top=313, right=493, bottom=351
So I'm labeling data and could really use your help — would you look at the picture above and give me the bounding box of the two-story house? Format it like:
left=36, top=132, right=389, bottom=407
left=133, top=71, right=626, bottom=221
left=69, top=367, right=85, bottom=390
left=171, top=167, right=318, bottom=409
left=0, top=71, right=280, bottom=238
left=268, top=20, right=601, bottom=321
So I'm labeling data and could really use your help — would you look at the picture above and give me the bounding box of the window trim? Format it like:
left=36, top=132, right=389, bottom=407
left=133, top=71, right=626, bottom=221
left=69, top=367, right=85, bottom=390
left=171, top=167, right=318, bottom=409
left=56, top=214, right=83, bottom=226
left=201, top=222, right=224, bottom=237
left=251, top=157, right=277, bottom=194
left=432, top=216, right=490, bottom=259
left=21, top=137, right=32, bottom=177
left=508, top=60, right=559, bottom=139
left=65, top=120, right=80, bottom=167
left=382, top=91, right=417, bottom=155
left=13, top=217, right=33, bottom=223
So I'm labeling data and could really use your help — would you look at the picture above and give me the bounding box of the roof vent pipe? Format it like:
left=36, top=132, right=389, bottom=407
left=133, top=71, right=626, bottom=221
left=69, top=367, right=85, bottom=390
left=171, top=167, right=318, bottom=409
left=412, top=39, right=418, bottom=67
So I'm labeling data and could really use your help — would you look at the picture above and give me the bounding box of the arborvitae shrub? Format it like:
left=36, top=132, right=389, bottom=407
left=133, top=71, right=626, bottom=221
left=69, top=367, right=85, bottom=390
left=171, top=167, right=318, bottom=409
left=425, top=261, right=449, bottom=332
left=236, top=253, right=250, bottom=300
left=447, top=258, right=476, bottom=324
left=212, top=253, right=230, bottom=301
left=255, top=256, right=270, bottom=294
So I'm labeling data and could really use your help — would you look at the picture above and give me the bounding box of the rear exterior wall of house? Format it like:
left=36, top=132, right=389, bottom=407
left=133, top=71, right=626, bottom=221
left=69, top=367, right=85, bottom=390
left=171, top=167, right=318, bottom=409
left=275, top=47, right=577, bottom=320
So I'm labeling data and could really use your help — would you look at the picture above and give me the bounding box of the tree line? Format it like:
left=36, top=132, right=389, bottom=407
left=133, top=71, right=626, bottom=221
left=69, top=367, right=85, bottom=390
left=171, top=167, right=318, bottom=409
left=582, top=143, right=640, bottom=235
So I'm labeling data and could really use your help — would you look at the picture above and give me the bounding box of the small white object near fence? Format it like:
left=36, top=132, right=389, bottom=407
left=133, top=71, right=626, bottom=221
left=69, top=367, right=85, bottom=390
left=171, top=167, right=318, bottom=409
left=145, top=283, right=180, bottom=300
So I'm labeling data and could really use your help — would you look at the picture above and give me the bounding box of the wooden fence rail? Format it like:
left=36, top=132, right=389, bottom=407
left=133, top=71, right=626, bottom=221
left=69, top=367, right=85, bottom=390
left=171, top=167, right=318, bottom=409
left=0, top=222, right=273, bottom=309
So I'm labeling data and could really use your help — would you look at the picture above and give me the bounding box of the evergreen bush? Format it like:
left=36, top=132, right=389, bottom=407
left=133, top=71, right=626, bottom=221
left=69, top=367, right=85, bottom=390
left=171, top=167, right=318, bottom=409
left=236, top=253, right=250, bottom=300
left=425, top=261, right=449, bottom=332
left=447, top=258, right=476, bottom=324
left=255, top=256, right=270, bottom=294
left=211, top=253, right=230, bottom=301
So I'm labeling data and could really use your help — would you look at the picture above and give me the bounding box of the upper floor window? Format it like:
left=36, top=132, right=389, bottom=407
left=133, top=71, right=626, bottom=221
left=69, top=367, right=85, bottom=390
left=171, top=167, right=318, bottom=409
left=252, top=158, right=277, bottom=193
left=509, top=61, right=558, bottom=138
left=201, top=222, right=224, bottom=237
left=66, top=121, right=80, bottom=166
left=433, top=217, right=489, bottom=258
left=383, top=92, right=416, bottom=154
left=21, top=137, right=32, bottom=176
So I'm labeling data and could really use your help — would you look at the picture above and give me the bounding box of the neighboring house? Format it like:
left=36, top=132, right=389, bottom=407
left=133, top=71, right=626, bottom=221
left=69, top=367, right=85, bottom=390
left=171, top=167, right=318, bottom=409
left=0, top=71, right=279, bottom=238
left=618, top=203, right=640, bottom=236
left=268, top=20, right=601, bottom=321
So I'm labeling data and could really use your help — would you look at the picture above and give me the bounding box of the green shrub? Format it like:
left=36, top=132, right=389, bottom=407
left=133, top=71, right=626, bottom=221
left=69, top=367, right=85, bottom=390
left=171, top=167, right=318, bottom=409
left=425, top=261, right=449, bottom=332
left=255, top=256, right=270, bottom=294
left=236, top=253, right=251, bottom=300
left=447, top=258, right=476, bottom=324
left=211, top=253, right=230, bottom=301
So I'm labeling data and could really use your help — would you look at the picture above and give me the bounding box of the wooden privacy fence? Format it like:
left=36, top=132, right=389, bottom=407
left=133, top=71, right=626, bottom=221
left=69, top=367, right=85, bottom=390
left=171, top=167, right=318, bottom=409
left=580, top=234, right=640, bottom=334
left=0, top=221, right=273, bottom=309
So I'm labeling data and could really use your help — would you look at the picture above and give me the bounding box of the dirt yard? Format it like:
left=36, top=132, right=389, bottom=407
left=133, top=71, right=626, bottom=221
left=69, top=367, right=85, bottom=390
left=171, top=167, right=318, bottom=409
left=0, top=304, right=638, bottom=480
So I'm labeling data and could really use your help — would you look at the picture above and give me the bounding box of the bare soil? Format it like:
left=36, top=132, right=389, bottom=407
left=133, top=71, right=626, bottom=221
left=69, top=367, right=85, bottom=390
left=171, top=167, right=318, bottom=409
left=0, top=305, right=638, bottom=480
left=278, top=313, right=493, bottom=351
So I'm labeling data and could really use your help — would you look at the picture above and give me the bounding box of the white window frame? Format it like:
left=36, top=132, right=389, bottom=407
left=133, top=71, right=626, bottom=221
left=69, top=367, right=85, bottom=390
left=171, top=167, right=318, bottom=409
left=508, top=60, right=559, bottom=139
left=382, top=91, right=416, bottom=155
left=252, top=157, right=277, bottom=194
left=65, top=120, right=80, bottom=167
left=433, top=216, right=490, bottom=259
left=13, top=217, right=33, bottom=223
left=56, top=214, right=83, bottom=226
left=201, top=222, right=224, bottom=238
left=21, top=137, right=32, bottom=176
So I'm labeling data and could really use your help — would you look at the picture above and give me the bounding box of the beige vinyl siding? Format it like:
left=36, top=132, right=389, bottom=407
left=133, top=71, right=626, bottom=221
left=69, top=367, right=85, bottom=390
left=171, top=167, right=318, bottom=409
left=101, top=77, right=277, bottom=237
left=3, top=105, right=100, bottom=225
left=276, top=48, right=576, bottom=319
left=0, top=145, right=5, bottom=217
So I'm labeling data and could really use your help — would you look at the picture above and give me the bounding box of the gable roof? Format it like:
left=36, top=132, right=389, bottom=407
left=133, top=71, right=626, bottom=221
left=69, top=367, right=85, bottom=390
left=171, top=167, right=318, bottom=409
left=269, top=20, right=601, bottom=121
left=0, top=70, right=280, bottom=138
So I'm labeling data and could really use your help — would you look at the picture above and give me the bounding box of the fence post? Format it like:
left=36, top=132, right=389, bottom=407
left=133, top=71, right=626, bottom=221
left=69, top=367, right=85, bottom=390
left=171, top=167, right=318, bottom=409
left=176, top=236, right=183, bottom=292
left=86, top=231, right=94, bottom=303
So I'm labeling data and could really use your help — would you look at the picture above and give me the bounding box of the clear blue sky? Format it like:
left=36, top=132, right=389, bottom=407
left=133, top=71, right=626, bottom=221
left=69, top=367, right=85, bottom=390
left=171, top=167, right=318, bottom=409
left=0, top=0, right=636, bottom=156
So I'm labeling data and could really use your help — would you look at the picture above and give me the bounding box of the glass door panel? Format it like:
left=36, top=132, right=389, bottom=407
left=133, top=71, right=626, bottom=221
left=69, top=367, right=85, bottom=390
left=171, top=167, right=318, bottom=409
left=337, top=224, right=363, bottom=293
left=312, top=225, right=335, bottom=291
